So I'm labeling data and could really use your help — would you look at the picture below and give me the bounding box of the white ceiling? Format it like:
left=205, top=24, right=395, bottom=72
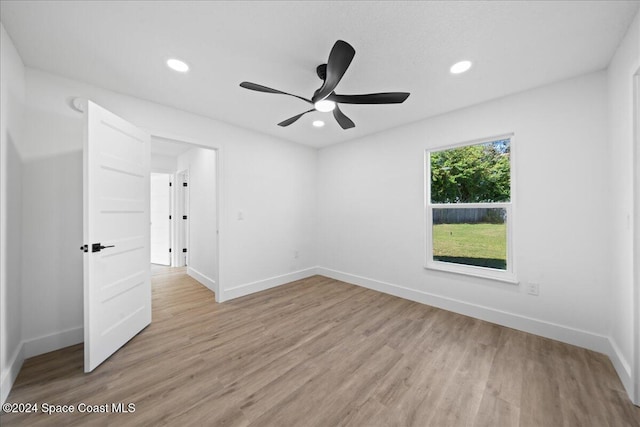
left=1, top=1, right=638, bottom=148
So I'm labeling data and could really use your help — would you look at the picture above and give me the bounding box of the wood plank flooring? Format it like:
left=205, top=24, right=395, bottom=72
left=2, top=268, right=639, bottom=426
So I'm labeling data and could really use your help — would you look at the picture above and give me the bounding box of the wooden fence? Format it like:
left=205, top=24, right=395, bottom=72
left=432, top=208, right=506, bottom=224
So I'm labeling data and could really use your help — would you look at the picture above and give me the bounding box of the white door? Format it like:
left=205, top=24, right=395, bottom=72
left=82, top=100, right=151, bottom=373
left=150, top=173, right=171, bottom=265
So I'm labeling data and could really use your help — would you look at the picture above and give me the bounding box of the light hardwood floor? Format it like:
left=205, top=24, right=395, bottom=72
left=2, top=268, right=639, bottom=426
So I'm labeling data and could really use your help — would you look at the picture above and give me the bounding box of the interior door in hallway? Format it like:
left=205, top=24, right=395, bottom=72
left=82, top=100, right=151, bottom=372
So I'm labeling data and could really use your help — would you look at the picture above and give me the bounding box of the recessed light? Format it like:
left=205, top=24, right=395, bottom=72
left=312, top=120, right=325, bottom=128
left=314, top=100, right=336, bottom=112
left=450, top=60, right=472, bottom=74
left=167, top=58, right=190, bottom=73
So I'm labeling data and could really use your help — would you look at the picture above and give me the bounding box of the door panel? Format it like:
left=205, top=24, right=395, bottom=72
left=83, top=100, right=151, bottom=373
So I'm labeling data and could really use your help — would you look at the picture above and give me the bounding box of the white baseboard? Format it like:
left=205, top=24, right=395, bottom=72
left=2, top=327, right=82, bottom=403
left=23, top=326, right=83, bottom=359
left=222, top=267, right=318, bottom=302
left=316, top=267, right=611, bottom=355
left=607, top=337, right=634, bottom=402
left=187, top=266, right=216, bottom=293
left=1, top=343, right=24, bottom=404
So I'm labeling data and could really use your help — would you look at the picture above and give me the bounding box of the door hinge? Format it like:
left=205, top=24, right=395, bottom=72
left=182, top=215, right=187, bottom=220
left=183, top=182, right=188, bottom=187
left=182, top=248, right=187, bottom=253
left=169, top=248, right=172, bottom=253
left=169, top=215, right=172, bottom=220
left=169, top=182, right=172, bottom=187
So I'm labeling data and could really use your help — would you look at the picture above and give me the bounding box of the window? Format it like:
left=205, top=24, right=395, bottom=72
left=425, top=135, right=515, bottom=283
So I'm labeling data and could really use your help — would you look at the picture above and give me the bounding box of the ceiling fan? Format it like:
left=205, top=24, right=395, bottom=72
left=239, top=40, right=410, bottom=129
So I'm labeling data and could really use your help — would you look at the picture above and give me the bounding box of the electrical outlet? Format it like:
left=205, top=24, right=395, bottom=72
left=525, top=282, right=539, bottom=296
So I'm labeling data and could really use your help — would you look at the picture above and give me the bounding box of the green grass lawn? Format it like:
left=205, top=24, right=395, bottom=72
left=433, top=223, right=507, bottom=269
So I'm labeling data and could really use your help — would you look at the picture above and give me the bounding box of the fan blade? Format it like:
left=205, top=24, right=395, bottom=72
left=240, top=82, right=312, bottom=104
left=329, top=92, right=410, bottom=104
left=277, top=109, right=315, bottom=127
left=333, top=105, right=355, bottom=129
left=312, top=40, right=355, bottom=103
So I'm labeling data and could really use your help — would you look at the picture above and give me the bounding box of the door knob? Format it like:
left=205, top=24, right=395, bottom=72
left=91, top=243, right=115, bottom=253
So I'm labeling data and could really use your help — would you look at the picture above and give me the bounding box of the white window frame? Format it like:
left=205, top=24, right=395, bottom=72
left=425, top=133, right=517, bottom=284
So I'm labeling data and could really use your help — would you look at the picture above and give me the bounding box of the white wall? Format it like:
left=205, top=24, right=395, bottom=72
left=19, top=67, right=318, bottom=358
left=221, top=133, right=317, bottom=298
left=150, top=173, right=172, bottom=265
left=607, top=9, right=640, bottom=403
left=0, top=23, right=25, bottom=404
left=151, top=153, right=177, bottom=173
left=177, top=147, right=217, bottom=291
left=21, top=152, right=83, bottom=354
left=318, top=71, right=611, bottom=352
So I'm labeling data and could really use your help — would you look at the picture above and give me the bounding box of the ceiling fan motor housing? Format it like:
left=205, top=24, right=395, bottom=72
left=316, top=64, right=327, bottom=80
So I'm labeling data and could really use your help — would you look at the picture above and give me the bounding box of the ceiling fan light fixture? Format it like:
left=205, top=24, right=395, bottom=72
left=239, top=40, right=410, bottom=130
left=450, top=60, right=472, bottom=74
left=312, top=120, right=325, bottom=128
left=167, top=58, right=190, bottom=73
left=314, top=100, right=336, bottom=112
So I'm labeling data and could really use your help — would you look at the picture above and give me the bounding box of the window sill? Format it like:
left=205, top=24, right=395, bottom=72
left=425, top=261, right=518, bottom=285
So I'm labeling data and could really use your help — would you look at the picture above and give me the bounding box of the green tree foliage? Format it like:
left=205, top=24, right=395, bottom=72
left=430, top=139, right=510, bottom=203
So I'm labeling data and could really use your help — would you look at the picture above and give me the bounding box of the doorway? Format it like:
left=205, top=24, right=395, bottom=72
left=150, top=135, right=219, bottom=299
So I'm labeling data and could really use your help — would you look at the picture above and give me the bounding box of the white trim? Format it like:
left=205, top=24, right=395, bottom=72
left=429, top=132, right=515, bottom=152
left=317, top=267, right=610, bottom=354
left=429, top=202, right=511, bottom=209
left=425, top=260, right=518, bottom=284
left=23, top=327, right=83, bottom=359
left=633, top=68, right=640, bottom=406
left=608, top=337, right=634, bottom=400
left=2, top=327, right=83, bottom=403
left=187, top=266, right=216, bottom=292
left=0, top=343, right=24, bottom=404
left=222, top=267, right=318, bottom=302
